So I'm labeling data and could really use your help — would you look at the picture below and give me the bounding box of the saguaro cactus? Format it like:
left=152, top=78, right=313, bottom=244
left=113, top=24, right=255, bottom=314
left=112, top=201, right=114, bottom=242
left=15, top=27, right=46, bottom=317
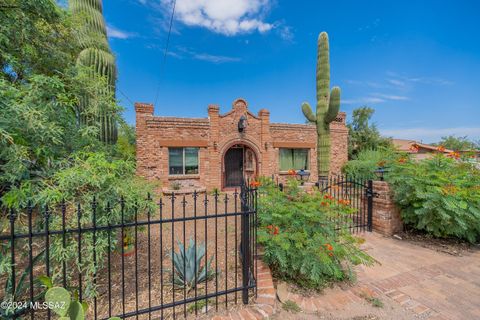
left=301, top=32, right=341, bottom=179
left=70, top=0, right=118, bottom=144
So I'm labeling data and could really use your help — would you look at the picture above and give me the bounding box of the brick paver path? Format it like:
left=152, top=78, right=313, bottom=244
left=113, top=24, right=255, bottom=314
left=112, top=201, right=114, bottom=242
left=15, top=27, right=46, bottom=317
left=356, top=232, right=480, bottom=320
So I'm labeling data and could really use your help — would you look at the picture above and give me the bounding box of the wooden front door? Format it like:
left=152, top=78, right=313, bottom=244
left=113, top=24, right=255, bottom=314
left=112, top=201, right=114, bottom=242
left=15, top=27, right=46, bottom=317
left=224, top=147, right=244, bottom=187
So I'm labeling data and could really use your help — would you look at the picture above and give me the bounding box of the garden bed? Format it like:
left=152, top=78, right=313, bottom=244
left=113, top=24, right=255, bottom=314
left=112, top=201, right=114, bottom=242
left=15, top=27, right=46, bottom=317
left=394, top=229, right=478, bottom=256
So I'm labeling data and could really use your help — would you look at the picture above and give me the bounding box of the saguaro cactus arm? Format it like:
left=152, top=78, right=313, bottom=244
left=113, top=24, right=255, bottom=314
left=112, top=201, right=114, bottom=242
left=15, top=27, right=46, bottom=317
left=302, top=102, right=317, bottom=123
left=325, top=87, right=341, bottom=123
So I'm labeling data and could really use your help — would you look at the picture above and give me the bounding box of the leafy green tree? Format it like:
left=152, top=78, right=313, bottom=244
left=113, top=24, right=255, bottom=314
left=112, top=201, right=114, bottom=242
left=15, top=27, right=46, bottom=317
left=347, top=106, right=392, bottom=159
left=434, top=135, right=478, bottom=151
left=0, top=2, right=153, bottom=307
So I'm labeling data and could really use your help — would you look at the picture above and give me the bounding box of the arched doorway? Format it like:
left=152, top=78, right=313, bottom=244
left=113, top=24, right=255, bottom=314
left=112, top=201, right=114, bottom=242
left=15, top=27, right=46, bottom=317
left=223, top=144, right=258, bottom=188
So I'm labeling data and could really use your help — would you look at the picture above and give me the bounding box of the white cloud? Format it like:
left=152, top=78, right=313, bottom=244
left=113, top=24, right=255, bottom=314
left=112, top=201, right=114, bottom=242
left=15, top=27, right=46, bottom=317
left=192, top=52, right=241, bottom=63
left=372, top=93, right=409, bottom=101
left=342, top=93, right=408, bottom=105
left=380, top=127, right=480, bottom=142
left=342, top=97, right=386, bottom=105
left=387, top=79, right=406, bottom=87
left=159, top=0, right=274, bottom=35
left=161, top=46, right=241, bottom=63
left=106, top=25, right=136, bottom=39
left=278, top=25, right=294, bottom=42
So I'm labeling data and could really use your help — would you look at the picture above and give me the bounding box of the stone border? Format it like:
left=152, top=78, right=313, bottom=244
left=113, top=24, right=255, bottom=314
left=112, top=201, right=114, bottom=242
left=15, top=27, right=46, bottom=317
left=211, top=259, right=276, bottom=320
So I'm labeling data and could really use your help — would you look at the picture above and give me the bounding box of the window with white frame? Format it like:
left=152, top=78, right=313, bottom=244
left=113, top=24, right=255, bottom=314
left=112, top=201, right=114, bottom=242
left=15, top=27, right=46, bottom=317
left=169, top=147, right=199, bottom=175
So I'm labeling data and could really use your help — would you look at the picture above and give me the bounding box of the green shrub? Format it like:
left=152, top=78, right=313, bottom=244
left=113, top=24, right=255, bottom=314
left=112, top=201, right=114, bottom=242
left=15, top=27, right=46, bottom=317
left=386, top=154, right=480, bottom=243
left=342, top=148, right=396, bottom=180
left=256, top=178, right=373, bottom=289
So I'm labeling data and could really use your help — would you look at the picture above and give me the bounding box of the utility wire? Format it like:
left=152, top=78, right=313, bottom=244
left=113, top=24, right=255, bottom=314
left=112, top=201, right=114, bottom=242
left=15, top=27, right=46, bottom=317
left=153, top=0, right=176, bottom=106
left=118, top=88, right=134, bottom=105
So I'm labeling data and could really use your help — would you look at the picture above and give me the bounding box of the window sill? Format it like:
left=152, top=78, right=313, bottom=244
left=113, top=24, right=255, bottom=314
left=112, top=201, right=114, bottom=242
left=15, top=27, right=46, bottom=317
left=168, top=175, right=200, bottom=180
left=278, top=170, right=310, bottom=175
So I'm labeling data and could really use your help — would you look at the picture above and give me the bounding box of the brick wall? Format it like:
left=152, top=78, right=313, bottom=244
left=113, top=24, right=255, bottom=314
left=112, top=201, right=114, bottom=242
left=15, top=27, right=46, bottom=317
left=135, top=99, right=349, bottom=191
left=372, top=181, right=403, bottom=236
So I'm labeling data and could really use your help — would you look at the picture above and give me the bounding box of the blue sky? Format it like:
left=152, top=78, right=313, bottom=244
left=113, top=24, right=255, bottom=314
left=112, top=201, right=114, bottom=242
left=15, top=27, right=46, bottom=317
left=102, top=0, right=480, bottom=143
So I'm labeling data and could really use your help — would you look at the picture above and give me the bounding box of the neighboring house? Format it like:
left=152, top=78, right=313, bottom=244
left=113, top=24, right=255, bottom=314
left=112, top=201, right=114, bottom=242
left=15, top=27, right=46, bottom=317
left=135, top=98, right=348, bottom=191
left=392, top=139, right=453, bottom=159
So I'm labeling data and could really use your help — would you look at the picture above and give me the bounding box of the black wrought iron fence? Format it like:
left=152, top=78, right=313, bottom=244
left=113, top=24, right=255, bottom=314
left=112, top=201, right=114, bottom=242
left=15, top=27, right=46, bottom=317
left=275, top=174, right=373, bottom=233
left=318, top=175, right=373, bottom=233
left=0, top=186, right=257, bottom=320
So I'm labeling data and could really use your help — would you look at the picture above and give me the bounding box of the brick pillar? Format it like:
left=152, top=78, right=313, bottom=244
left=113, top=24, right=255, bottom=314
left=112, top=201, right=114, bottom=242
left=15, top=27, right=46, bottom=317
left=258, top=109, right=271, bottom=177
left=135, top=102, right=154, bottom=178
left=208, top=105, right=220, bottom=189
left=372, top=181, right=403, bottom=236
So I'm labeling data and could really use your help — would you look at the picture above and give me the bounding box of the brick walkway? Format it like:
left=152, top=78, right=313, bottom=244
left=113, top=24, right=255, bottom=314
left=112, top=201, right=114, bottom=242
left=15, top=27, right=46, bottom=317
left=209, top=232, right=480, bottom=319
left=356, top=232, right=480, bottom=320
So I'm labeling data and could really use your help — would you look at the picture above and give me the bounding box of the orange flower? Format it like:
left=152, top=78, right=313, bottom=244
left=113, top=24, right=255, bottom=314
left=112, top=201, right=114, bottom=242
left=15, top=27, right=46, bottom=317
left=448, top=151, right=460, bottom=159
left=437, top=145, right=446, bottom=152
left=409, top=144, right=419, bottom=153
left=338, top=199, right=350, bottom=206
left=323, top=194, right=333, bottom=200
left=328, top=252, right=334, bottom=257
left=273, top=226, right=279, bottom=235
left=324, top=243, right=333, bottom=251
left=321, top=201, right=328, bottom=207
left=250, top=180, right=261, bottom=187
left=287, top=169, right=297, bottom=176
left=267, top=225, right=279, bottom=235
left=398, top=157, right=407, bottom=164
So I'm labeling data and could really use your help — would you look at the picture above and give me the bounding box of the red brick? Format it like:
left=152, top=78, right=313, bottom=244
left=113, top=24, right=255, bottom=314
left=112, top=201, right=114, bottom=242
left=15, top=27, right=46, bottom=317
left=136, top=99, right=348, bottom=190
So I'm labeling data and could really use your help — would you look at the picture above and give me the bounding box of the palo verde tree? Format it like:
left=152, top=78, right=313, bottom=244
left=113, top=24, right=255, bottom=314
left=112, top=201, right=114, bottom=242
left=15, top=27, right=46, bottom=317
left=301, top=32, right=341, bottom=180
left=70, top=0, right=118, bottom=144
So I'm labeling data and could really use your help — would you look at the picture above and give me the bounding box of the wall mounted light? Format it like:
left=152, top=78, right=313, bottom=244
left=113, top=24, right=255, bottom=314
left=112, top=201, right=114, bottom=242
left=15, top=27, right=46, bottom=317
left=238, top=115, right=247, bottom=132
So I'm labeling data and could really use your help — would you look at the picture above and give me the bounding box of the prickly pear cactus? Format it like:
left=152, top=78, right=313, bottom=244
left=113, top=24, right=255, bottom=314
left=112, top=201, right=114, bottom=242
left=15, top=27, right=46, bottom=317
left=301, top=32, right=341, bottom=179
left=68, top=301, right=85, bottom=320
left=45, top=287, right=71, bottom=317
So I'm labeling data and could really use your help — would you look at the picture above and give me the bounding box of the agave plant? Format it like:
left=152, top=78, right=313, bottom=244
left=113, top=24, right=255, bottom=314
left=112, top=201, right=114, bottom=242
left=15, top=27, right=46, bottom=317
left=170, top=239, right=215, bottom=290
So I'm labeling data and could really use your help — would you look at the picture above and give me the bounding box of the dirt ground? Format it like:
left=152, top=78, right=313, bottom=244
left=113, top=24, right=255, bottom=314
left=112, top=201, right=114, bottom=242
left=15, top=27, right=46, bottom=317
left=92, top=191, right=253, bottom=319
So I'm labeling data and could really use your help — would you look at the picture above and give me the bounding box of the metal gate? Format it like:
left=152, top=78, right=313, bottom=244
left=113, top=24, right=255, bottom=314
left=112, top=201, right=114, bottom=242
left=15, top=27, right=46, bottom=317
left=318, top=175, right=373, bottom=233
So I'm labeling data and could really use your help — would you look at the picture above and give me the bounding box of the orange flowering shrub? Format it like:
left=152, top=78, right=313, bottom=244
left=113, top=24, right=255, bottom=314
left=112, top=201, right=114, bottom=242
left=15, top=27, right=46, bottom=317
left=388, top=154, right=480, bottom=243
left=437, top=145, right=446, bottom=152
left=257, top=177, right=374, bottom=288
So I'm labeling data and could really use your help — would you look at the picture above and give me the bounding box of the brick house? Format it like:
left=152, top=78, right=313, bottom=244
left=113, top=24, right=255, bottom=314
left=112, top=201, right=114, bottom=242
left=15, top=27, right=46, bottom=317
left=135, top=98, right=348, bottom=191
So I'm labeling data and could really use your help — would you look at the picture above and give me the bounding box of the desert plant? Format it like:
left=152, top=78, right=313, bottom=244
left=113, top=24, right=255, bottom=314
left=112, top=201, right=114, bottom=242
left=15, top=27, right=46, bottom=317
left=70, top=0, right=118, bottom=144
left=44, top=285, right=121, bottom=320
left=170, top=238, right=215, bottom=290
left=386, top=154, right=480, bottom=243
left=301, top=31, right=341, bottom=180
left=45, top=287, right=85, bottom=319
left=257, top=177, right=374, bottom=288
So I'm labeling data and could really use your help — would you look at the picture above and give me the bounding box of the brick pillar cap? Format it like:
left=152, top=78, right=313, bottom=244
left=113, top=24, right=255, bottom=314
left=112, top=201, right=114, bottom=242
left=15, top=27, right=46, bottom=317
left=258, top=108, right=270, bottom=116
left=208, top=104, right=219, bottom=113
left=135, top=102, right=154, bottom=115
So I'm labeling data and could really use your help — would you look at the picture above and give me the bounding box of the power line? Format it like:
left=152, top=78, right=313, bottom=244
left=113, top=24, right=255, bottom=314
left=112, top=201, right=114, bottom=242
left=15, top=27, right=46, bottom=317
left=118, top=88, right=134, bottom=105
left=154, top=0, right=176, bottom=106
